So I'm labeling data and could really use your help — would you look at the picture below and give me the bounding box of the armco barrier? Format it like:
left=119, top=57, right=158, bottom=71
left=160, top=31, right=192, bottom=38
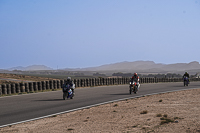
left=0, top=78, right=200, bottom=96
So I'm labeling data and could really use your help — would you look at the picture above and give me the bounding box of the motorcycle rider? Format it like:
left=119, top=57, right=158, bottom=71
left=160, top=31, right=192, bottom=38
left=183, top=72, right=190, bottom=83
left=183, top=72, right=189, bottom=78
left=63, top=77, right=75, bottom=94
left=131, top=73, right=140, bottom=91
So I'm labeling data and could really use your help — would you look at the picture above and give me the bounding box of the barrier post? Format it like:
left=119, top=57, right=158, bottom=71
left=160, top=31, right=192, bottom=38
left=100, top=78, right=103, bottom=85
left=41, top=81, right=46, bottom=91
left=124, top=78, right=126, bottom=84
left=20, top=83, right=25, bottom=93
left=7, top=84, right=11, bottom=95
left=103, top=78, right=105, bottom=85
left=109, top=78, right=112, bottom=85
left=93, top=78, right=95, bottom=86
left=25, top=83, right=29, bottom=93
left=29, top=82, right=33, bottom=92
left=105, top=78, right=108, bottom=85
left=149, top=78, right=152, bottom=83
left=82, top=79, right=85, bottom=87
left=113, top=78, right=116, bottom=85
left=11, top=84, right=16, bottom=94
left=2, top=84, right=7, bottom=95
left=60, top=80, right=64, bottom=88
left=113, top=78, right=115, bottom=85
left=100, top=78, right=102, bottom=85
left=46, top=81, right=50, bottom=90
left=33, top=82, right=38, bottom=92
left=95, top=78, right=98, bottom=86
left=49, top=80, right=53, bottom=89
left=57, top=80, right=60, bottom=89
left=155, top=77, right=157, bottom=83
left=73, top=79, right=77, bottom=88
left=144, top=78, right=146, bottom=83
left=86, top=79, right=88, bottom=87
left=108, top=78, right=111, bottom=85
left=126, top=78, right=129, bottom=84
left=37, top=81, right=42, bottom=91
left=15, top=83, right=20, bottom=93
left=53, top=80, right=57, bottom=89
left=118, top=78, right=120, bottom=84
left=77, top=79, right=80, bottom=87
left=80, top=79, right=83, bottom=87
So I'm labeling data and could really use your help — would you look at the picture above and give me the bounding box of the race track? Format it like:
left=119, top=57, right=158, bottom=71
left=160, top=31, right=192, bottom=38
left=0, top=81, right=200, bottom=127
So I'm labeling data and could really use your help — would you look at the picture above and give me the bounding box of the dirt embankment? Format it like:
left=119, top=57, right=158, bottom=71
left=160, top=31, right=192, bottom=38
left=0, top=88, right=200, bottom=133
left=0, top=73, right=56, bottom=84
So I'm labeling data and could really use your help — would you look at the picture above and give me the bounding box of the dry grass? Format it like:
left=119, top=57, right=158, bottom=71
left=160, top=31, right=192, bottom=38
left=0, top=73, right=56, bottom=84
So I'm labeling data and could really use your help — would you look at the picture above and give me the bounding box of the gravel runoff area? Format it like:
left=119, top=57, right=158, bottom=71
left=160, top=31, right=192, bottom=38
left=0, top=88, right=200, bottom=133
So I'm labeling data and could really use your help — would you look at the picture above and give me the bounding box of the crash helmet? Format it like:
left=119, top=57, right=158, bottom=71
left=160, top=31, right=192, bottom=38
left=134, top=73, right=137, bottom=76
left=67, top=77, right=71, bottom=82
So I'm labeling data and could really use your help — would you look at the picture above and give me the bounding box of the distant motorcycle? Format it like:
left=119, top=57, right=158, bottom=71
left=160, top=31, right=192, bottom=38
left=129, top=80, right=138, bottom=94
left=183, top=76, right=189, bottom=86
left=63, top=84, right=74, bottom=100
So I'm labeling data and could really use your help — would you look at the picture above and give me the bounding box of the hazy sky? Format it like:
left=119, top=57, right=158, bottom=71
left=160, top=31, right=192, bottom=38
left=1, top=0, right=200, bottom=69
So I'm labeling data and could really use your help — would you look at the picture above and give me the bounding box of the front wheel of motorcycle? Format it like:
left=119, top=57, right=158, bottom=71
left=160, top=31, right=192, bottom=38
left=134, top=86, right=137, bottom=94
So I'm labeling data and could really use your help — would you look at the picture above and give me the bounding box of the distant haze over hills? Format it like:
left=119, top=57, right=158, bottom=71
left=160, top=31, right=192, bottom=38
left=63, top=61, right=200, bottom=74
left=3, top=61, right=200, bottom=74
left=8, top=65, right=53, bottom=71
left=83, top=61, right=200, bottom=71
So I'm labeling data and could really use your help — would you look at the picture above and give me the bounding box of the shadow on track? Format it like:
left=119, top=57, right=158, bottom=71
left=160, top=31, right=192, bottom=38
left=171, top=85, right=186, bottom=87
left=34, top=99, right=64, bottom=101
left=108, top=93, right=131, bottom=95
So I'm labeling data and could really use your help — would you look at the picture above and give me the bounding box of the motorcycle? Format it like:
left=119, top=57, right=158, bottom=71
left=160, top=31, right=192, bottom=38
left=129, top=80, right=138, bottom=94
left=63, top=84, right=74, bottom=100
left=183, top=76, right=189, bottom=86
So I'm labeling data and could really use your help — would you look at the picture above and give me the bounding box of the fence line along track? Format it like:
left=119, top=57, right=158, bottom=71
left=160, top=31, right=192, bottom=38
left=0, top=77, right=200, bottom=96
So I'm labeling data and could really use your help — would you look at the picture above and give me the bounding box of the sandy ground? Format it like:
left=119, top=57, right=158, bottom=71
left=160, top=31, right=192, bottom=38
left=0, top=88, right=200, bottom=133
left=0, top=73, right=56, bottom=84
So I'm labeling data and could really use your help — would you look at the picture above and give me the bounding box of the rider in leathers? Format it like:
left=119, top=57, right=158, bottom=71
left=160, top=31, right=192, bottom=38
left=131, top=73, right=140, bottom=91
left=63, top=77, right=75, bottom=94
left=183, top=72, right=189, bottom=78
left=183, top=72, right=190, bottom=83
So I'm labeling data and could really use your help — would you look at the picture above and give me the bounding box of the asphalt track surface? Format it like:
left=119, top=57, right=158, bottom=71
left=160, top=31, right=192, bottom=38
left=0, top=82, right=200, bottom=127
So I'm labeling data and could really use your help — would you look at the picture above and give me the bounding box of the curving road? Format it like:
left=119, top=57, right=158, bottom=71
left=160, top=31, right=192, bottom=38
left=0, top=82, right=200, bottom=127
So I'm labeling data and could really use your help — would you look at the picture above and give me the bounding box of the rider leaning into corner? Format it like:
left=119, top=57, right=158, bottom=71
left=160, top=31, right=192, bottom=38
left=131, top=73, right=140, bottom=91
left=63, top=77, right=75, bottom=94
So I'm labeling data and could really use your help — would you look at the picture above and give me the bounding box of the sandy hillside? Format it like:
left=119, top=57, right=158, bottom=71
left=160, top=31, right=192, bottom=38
left=0, top=73, right=56, bottom=84
left=0, top=88, right=200, bottom=133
